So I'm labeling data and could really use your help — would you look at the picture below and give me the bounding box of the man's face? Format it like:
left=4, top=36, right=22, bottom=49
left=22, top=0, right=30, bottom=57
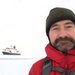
left=49, top=20, right=75, bottom=53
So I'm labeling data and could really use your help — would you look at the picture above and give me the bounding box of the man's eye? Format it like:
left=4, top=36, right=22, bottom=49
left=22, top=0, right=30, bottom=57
left=66, top=26, right=73, bottom=28
left=52, top=28, right=59, bottom=30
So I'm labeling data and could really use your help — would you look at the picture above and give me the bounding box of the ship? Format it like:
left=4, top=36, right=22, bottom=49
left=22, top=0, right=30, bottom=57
left=2, top=45, right=21, bottom=55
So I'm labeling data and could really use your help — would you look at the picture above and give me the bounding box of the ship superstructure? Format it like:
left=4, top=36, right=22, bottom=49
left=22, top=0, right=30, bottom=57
left=2, top=45, right=21, bottom=55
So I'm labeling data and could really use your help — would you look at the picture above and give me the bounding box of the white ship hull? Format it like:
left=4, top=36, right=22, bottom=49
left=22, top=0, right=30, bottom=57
left=2, top=51, right=21, bottom=55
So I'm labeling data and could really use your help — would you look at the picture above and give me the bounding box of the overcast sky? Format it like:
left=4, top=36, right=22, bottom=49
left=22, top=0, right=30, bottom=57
left=0, top=0, right=75, bottom=58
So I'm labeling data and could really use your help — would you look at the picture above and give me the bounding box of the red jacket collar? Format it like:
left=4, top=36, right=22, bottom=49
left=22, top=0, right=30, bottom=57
left=45, top=43, right=75, bottom=63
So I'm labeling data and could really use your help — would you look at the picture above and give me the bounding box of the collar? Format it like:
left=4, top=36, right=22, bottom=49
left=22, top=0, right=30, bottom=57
left=45, top=43, right=75, bottom=63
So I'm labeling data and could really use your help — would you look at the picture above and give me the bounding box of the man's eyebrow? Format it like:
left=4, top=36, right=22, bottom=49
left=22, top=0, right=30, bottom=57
left=51, top=21, right=74, bottom=28
left=64, top=21, right=74, bottom=25
left=51, top=24, right=59, bottom=28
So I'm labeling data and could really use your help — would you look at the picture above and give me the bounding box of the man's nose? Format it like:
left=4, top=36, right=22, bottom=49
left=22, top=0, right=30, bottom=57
left=58, top=29, right=68, bottom=38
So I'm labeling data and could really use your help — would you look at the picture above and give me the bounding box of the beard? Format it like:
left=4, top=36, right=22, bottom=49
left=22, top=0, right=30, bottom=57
left=52, top=36, right=75, bottom=53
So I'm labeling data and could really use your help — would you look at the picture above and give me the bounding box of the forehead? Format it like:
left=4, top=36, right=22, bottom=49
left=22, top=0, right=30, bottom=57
left=51, top=20, right=74, bottom=28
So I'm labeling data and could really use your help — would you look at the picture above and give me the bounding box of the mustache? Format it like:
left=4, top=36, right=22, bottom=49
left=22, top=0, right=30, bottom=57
left=54, top=36, right=74, bottom=44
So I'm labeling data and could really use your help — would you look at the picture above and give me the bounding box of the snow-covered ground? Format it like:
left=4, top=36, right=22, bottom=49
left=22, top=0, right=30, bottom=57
left=0, top=57, right=39, bottom=75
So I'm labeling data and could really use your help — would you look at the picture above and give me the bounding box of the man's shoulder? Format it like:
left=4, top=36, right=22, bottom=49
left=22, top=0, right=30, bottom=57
left=35, top=58, right=45, bottom=64
left=29, top=58, right=45, bottom=75
left=32, top=58, right=45, bottom=69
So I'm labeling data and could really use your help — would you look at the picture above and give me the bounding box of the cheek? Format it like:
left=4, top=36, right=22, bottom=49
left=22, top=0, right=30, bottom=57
left=49, top=31, right=57, bottom=44
left=70, top=33, right=75, bottom=40
left=68, top=30, right=75, bottom=40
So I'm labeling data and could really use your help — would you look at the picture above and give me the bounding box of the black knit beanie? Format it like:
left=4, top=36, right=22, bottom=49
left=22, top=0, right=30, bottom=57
left=46, top=7, right=75, bottom=37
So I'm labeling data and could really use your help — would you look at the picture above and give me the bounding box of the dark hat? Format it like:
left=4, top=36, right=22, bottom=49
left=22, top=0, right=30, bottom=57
left=46, top=7, right=75, bottom=37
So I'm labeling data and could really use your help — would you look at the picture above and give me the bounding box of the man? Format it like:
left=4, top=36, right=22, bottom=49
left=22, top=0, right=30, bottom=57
left=28, top=7, right=75, bottom=75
